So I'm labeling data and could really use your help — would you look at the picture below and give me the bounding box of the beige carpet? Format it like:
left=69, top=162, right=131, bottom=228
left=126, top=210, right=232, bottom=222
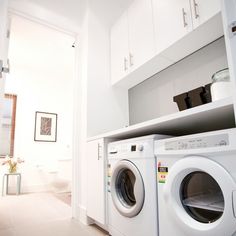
left=0, top=193, right=107, bottom=236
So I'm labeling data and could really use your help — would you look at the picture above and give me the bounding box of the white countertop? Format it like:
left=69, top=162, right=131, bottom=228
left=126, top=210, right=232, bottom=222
left=87, top=97, right=235, bottom=142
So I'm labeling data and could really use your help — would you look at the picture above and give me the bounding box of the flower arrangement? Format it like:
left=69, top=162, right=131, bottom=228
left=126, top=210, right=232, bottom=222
left=1, top=155, right=24, bottom=173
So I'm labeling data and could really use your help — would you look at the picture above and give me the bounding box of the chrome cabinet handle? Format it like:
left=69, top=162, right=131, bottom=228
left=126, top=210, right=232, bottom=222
left=97, top=143, right=102, bottom=160
left=129, top=53, right=134, bottom=67
left=124, top=57, right=128, bottom=71
left=0, top=59, right=10, bottom=78
left=182, top=8, right=188, bottom=28
left=193, top=0, right=199, bottom=19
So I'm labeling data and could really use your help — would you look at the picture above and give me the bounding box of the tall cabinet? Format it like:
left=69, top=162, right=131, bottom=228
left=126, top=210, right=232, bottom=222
left=86, top=138, right=106, bottom=225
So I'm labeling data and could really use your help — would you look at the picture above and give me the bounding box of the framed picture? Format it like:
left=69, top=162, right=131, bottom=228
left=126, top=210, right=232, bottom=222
left=34, top=111, right=57, bottom=142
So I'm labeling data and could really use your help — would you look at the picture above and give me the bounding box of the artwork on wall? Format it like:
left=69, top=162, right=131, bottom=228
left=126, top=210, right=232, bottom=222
left=34, top=111, right=57, bottom=142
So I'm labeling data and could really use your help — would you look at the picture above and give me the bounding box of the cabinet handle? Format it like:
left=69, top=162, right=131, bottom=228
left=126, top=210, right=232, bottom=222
left=129, top=53, right=134, bottom=67
left=124, top=57, right=128, bottom=71
left=97, top=143, right=102, bottom=160
left=193, top=0, right=199, bottom=19
left=0, top=59, right=10, bottom=79
left=182, top=8, right=188, bottom=28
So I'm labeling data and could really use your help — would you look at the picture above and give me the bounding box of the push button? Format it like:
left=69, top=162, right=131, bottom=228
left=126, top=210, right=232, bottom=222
left=138, top=145, right=144, bottom=152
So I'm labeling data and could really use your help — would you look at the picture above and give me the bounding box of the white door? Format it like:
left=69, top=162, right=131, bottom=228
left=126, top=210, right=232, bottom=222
left=164, top=156, right=236, bottom=236
left=86, top=139, right=106, bottom=225
left=127, top=0, right=155, bottom=72
left=0, top=0, right=10, bottom=150
left=153, top=0, right=192, bottom=54
left=190, top=0, right=221, bottom=29
left=110, top=12, right=129, bottom=85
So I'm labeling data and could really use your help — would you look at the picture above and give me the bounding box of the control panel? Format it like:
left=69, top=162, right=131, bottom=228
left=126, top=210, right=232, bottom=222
left=109, top=143, right=144, bottom=154
left=165, top=134, right=229, bottom=151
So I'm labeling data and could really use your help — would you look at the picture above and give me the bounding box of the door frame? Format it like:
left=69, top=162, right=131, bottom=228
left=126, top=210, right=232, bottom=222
left=4, top=93, right=17, bottom=156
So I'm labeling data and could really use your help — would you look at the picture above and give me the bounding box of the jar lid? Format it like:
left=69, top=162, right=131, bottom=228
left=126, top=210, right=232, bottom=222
left=212, top=68, right=230, bottom=83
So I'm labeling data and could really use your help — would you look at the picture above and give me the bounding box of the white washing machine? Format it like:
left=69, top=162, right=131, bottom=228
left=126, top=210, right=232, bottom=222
left=107, top=134, right=170, bottom=236
left=155, top=128, right=236, bottom=236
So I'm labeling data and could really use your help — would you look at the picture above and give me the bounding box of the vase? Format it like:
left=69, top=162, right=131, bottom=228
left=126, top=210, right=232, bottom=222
left=9, top=163, right=17, bottom=174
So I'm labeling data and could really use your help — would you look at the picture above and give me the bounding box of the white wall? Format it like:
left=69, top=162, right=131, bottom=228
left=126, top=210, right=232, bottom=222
left=3, top=15, right=75, bottom=193
left=71, top=10, right=88, bottom=220
left=86, top=6, right=129, bottom=137
left=72, top=2, right=130, bottom=223
left=129, top=38, right=229, bottom=125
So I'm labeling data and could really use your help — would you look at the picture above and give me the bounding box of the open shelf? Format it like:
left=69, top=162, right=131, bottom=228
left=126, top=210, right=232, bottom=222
left=88, top=97, right=235, bottom=141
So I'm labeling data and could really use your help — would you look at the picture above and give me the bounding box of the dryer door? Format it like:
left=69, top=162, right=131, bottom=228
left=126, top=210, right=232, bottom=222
left=164, top=156, right=236, bottom=236
left=110, top=160, right=145, bottom=218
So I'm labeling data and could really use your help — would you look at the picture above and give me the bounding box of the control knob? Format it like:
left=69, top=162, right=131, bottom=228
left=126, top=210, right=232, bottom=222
left=138, top=145, right=144, bottom=151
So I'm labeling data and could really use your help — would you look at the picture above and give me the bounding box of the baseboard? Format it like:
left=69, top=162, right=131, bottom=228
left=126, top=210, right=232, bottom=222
left=77, top=206, right=108, bottom=231
left=95, top=220, right=108, bottom=232
left=78, top=205, right=94, bottom=225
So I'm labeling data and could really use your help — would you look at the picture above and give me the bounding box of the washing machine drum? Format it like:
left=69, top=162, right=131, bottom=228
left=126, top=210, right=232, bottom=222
left=110, top=160, right=145, bottom=218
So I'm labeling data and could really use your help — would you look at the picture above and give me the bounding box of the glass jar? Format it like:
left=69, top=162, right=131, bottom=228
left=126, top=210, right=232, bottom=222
left=211, top=68, right=232, bottom=101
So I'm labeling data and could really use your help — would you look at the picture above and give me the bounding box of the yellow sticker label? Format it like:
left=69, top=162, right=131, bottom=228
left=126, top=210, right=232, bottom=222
left=158, top=167, right=168, bottom=184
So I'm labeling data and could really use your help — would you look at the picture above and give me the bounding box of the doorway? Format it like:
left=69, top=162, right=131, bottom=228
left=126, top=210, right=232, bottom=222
left=2, top=14, right=75, bottom=208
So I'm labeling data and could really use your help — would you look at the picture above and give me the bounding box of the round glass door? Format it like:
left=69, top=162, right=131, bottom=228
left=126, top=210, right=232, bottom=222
left=180, top=171, right=224, bottom=223
left=110, top=160, right=145, bottom=218
left=115, top=169, right=136, bottom=207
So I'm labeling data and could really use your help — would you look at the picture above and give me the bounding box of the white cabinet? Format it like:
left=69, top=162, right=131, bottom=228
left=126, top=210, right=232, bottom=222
left=110, top=12, right=129, bottom=85
left=110, top=0, right=222, bottom=89
left=153, top=0, right=221, bottom=54
left=153, top=0, right=192, bottom=54
left=190, top=0, right=221, bottom=28
left=110, top=0, right=155, bottom=85
left=127, top=0, right=155, bottom=72
left=86, top=138, right=106, bottom=225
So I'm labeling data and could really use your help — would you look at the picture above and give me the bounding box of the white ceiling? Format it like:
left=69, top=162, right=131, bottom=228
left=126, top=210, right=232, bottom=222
left=9, top=0, right=133, bottom=33
left=18, top=0, right=87, bottom=24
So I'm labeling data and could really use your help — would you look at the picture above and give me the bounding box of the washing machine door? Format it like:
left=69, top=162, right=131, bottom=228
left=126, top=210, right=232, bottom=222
left=110, top=160, right=145, bottom=218
left=164, top=156, right=236, bottom=236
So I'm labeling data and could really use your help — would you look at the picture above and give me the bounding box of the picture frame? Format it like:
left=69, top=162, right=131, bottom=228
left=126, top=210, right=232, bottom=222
left=34, top=111, right=57, bottom=142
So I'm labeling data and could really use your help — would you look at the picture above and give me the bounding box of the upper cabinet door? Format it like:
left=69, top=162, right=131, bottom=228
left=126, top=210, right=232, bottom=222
left=153, top=0, right=192, bottom=54
left=127, top=0, right=155, bottom=71
left=190, top=0, right=221, bottom=29
left=111, top=12, right=129, bottom=85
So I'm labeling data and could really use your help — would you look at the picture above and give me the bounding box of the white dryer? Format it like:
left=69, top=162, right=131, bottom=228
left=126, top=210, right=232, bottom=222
left=107, top=134, right=169, bottom=236
left=155, top=128, right=236, bottom=236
